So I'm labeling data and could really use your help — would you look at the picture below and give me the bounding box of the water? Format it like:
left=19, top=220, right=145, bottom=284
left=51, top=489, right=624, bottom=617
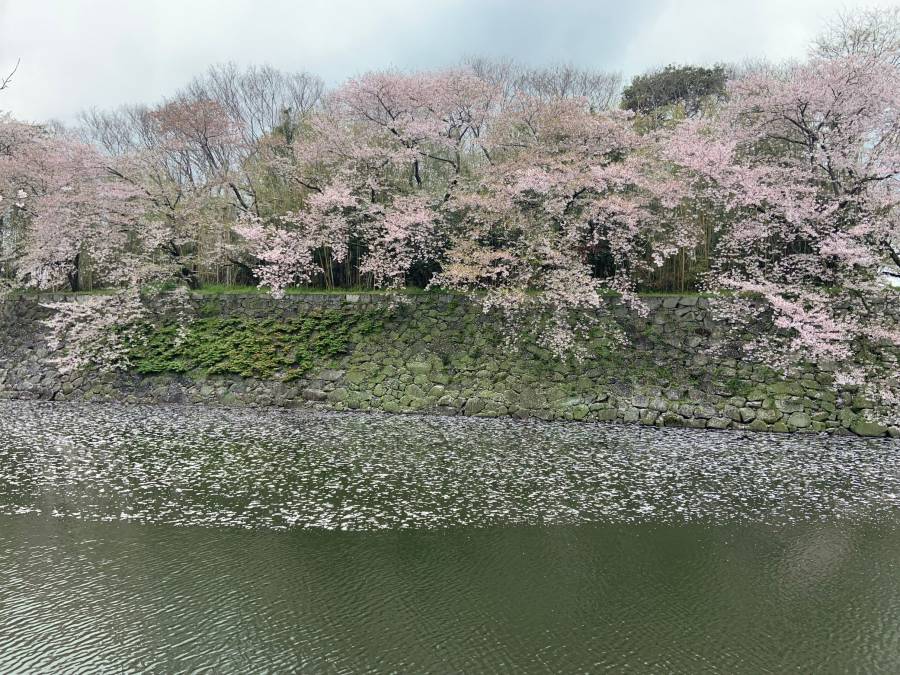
left=1, top=402, right=899, bottom=672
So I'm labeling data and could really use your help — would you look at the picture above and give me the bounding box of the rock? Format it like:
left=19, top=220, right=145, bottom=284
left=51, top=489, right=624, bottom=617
left=724, top=405, right=742, bottom=421
left=775, top=397, right=805, bottom=413
left=404, top=383, right=426, bottom=399
left=694, top=405, right=717, bottom=419
left=0, top=292, right=893, bottom=436
left=747, top=419, right=769, bottom=432
left=650, top=397, right=668, bottom=412
left=738, top=407, right=756, bottom=423
left=429, top=372, right=451, bottom=385
left=407, top=361, right=432, bottom=375
left=787, top=412, right=811, bottom=428
left=326, top=388, right=349, bottom=403
left=463, top=398, right=485, bottom=415
left=345, top=370, right=366, bottom=384
left=572, top=404, right=589, bottom=421
left=850, top=420, right=888, bottom=437
left=517, top=389, right=545, bottom=409
left=660, top=413, right=684, bottom=427
left=769, top=381, right=803, bottom=396
left=851, top=396, right=876, bottom=411
left=640, top=410, right=659, bottom=425
left=838, top=409, right=857, bottom=426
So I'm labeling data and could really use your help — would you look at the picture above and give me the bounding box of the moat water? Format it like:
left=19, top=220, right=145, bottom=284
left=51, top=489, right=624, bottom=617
left=1, top=402, right=898, bottom=672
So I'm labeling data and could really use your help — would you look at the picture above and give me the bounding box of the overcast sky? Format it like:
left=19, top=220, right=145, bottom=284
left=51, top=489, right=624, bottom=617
left=1, top=0, right=898, bottom=123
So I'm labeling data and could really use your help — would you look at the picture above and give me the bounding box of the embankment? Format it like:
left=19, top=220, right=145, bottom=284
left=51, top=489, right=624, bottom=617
left=1, top=292, right=897, bottom=437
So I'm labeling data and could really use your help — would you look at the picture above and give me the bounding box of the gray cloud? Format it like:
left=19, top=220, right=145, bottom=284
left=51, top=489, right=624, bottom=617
left=0, top=0, right=897, bottom=123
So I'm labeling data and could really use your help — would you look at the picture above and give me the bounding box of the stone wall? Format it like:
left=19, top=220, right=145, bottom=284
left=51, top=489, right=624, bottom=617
left=1, top=292, right=897, bottom=438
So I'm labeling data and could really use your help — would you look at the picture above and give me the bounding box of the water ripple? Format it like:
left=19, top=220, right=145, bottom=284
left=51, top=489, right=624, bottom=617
left=0, top=401, right=897, bottom=530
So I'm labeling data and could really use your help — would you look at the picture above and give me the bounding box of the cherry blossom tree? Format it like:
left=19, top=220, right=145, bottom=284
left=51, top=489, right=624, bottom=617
left=0, top=113, right=183, bottom=372
left=79, top=97, right=245, bottom=287
left=0, top=119, right=159, bottom=291
left=78, top=65, right=324, bottom=287
left=237, top=68, right=499, bottom=292
left=430, top=93, right=693, bottom=355
left=662, top=54, right=900, bottom=418
left=0, top=37, right=892, bottom=394
left=237, top=67, right=698, bottom=353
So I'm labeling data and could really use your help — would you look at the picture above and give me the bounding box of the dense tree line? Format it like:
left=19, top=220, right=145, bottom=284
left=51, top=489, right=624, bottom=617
left=0, top=7, right=897, bottom=412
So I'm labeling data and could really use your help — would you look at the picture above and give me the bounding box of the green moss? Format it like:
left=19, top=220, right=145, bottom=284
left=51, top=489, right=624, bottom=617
left=199, top=300, right=222, bottom=317
left=126, top=309, right=383, bottom=380
left=723, top=377, right=750, bottom=396
left=191, top=284, right=434, bottom=296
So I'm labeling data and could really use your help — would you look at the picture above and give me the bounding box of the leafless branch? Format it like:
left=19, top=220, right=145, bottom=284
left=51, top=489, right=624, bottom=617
left=0, top=59, right=20, bottom=92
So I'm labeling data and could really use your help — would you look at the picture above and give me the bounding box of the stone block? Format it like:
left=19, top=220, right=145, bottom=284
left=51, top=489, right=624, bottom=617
left=787, top=412, right=811, bottom=428
left=850, top=421, right=888, bottom=437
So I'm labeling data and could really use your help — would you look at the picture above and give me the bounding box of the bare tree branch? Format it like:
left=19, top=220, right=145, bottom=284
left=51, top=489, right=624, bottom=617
left=0, top=59, right=20, bottom=92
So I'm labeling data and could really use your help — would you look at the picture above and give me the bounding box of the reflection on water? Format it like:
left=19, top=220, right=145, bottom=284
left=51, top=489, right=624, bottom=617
left=0, top=402, right=899, bottom=672
left=2, top=520, right=900, bottom=673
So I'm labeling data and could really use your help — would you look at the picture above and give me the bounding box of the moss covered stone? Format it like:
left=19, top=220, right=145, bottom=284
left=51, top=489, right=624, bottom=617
left=2, top=292, right=896, bottom=438
left=850, top=421, right=888, bottom=437
left=126, top=309, right=382, bottom=380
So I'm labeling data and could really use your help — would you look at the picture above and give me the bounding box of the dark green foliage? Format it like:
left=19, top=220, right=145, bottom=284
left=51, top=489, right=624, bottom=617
left=127, top=309, right=383, bottom=380
left=621, top=64, right=727, bottom=117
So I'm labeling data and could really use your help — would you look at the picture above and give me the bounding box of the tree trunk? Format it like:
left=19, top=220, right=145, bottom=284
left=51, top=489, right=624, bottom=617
left=68, top=252, right=81, bottom=292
